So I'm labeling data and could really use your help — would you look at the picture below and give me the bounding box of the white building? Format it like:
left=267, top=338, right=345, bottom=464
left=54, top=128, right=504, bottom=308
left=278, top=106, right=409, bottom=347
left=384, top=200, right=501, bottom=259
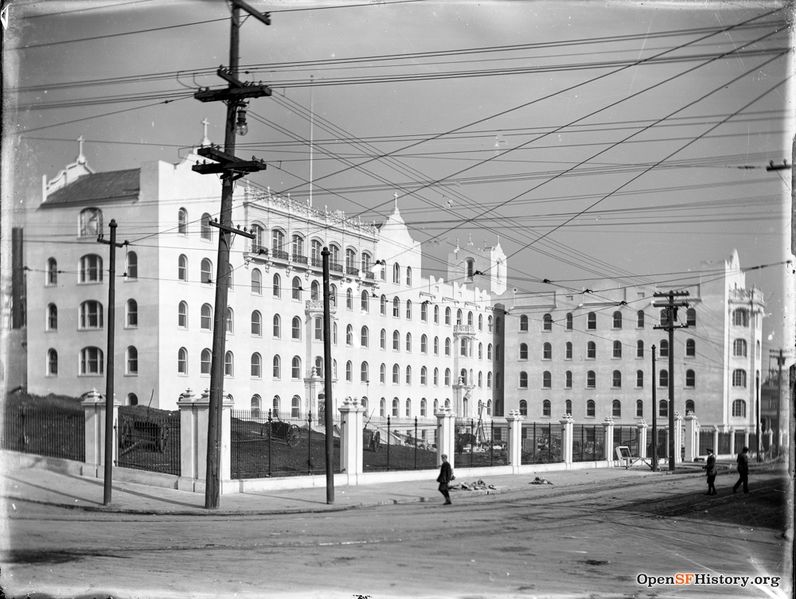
left=24, top=140, right=506, bottom=422
left=496, top=249, right=767, bottom=435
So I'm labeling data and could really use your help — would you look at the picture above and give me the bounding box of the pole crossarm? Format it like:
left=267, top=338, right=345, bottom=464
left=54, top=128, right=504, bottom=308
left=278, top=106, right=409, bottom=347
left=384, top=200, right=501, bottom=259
left=209, top=219, right=256, bottom=239
left=193, top=145, right=267, bottom=178
left=232, top=0, right=271, bottom=26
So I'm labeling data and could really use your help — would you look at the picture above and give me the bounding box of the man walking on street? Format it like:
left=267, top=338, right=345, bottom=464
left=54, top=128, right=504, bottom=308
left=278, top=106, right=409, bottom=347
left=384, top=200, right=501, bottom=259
left=437, top=454, right=454, bottom=505
left=704, top=448, right=717, bottom=495
left=733, top=446, right=749, bottom=493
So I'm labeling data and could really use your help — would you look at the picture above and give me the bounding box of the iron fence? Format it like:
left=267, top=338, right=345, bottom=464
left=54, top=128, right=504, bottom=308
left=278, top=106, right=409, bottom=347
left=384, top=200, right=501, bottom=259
left=2, top=398, right=84, bottom=462
left=734, top=430, right=745, bottom=453
left=613, top=425, right=639, bottom=457
left=698, top=429, right=714, bottom=454
left=648, top=428, right=669, bottom=459
left=363, top=416, right=438, bottom=471
left=520, top=422, right=562, bottom=464
left=117, top=405, right=180, bottom=475
left=451, top=418, right=508, bottom=468
left=717, top=431, right=731, bottom=455
left=231, top=410, right=340, bottom=478
left=572, top=424, right=604, bottom=462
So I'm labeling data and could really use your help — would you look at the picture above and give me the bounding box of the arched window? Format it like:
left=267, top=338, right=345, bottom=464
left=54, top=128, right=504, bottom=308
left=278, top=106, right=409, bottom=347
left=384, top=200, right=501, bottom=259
left=201, top=303, right=212, bottom=329
left=542, top=371, right=551, bottom=388
left=519, top=400, right=528, bottom=416
left=272, top=395, right=281, bottom=417
left=587, top=312, right=596, bottom=330
left=732, top=399, right=746, bottom=417
left=291, top=356, right=302, bottom=379
left=392, top=297, right=400, bottom=317
left=251, top=269, right=262, bottom=294
left=686, top=307, right=696, bottom=327
left=178, top=254, right=188, bottom=281
left=406, top=332, right=412, bottom=352
left=46, top=257, right=58, bottom=285
left=292, top=234, right=305, bottom=262
left=659, top=339, right=669, bottom=357
left=272, top=274, right=281, bottom=298
left=612, top=400, right=621, bottom=417
left=685, top=369, right=695, bottom=388
left=392, top=398, right=400, bottom=417
left=612, top=340, right=622, bottom=358
left=271, top=229, right=286, bottom=256
left=361, top=326, right=369, bottom=347
left=224, top=351, right=234, bottom=376
left=421, top=334, right=428, bottom=354
left=659, top=400, right=668, bottom=417
left=587, top=341, right=596, bottom=359
left=271, top=314, right=280, bottom=338
left=80, top=346, right=105, bottom=375
left=565, top=370, right=573, bottom=388
left=201, top=349, right=212, bottom=374
left=291, top=395, right=301, bottom=418
left=444, top=338, right=451, bottom=356
left=200, top=258, right=213, bottom=284
left=405, top=366, right=412, bottom=384
left=520, top=315, right=529, bottom=331
left=519, top=371, right=528, bottom=388
left=345, top=288, right=353, bottom=310
left=565, top=312, right=573, bottom=330
left=565, top=399, right=572, bottom=415
left=487, top=372, right=492, bottom=388
left=272, top=355, right=281, bottom=379
left=392, top=330, right=400, bottom=351
left=79, top=207, right=103, bottom=237
left=380, top=295, right=387, bottom=316
left=79, top=300, right=103, bottom=329
left=251, top=394, right=261, bottom=417
left=380, top=363, right=386, bottom=383
left=128, top=393, right=138, bottom=406
left=79, top=254, right=103, bottom=283
left=565, top=341, right=573, bottom=359
left=733, top=339, right=747, bottom=357
left=445, top=307, right=451, bottom=325
left=392, top=364, right=400, bottom=384
left=310, top=238, right=322, bottom=266
left=226, top=307, right=234, bottom=334
left=177, top=347, right=188, bottom=375
left=543, top=342, right=552, bottom=360
left=685, top=399, right=695, bottom=414
left=329, top=284, right=337, bottom=308
left=251, top=353, right=262, bottom=378
left=732, top=369, right=746, bottom=387
left=292, top=316, right=302, bottom=340
left=200, top=213, right=212, bottom=240
left=361, top=290, right=370, bottom=312
left=421, top=366, right=428, bottom=385
left=659, top=369, right=669, bottom=387
left=543, top=313, right=552, bottom=331
left=636, top=370, right=644, bottom=388
left=126, top=299, right=138, bottom=327
left=586, top=371, right=596, bottom=388
left=47, top=348, right=58, bottom=376
left=420, top=398, right=427, bottom=416
left=178, top=207, right=188, bottom=234
left=586, top=400, right=595, bottom=417
left=637, top=340, right=644, bottom=358
left=637, top=310, right=645, bottom=328
left=612, top=311, right=622, bottom=329
left=250, top=310, right=262, bottom=336
left=519, top=343, right=528, bottom=360
left=435, top=305, right=440, bottom=324
left=612, top=370, right=622, bottom=388
left=292, top=276, right=302, bottom=300
left=434, top=367, right=439, bottom=386
left=542, top=400, right=551, bottom=417
left=406, top=266, right=412, bottom=286
left=444, top=368, right=451, bottom=386
left=345, top=361, right=353, bottom=382
left=360, top=361, right=369, bottom=383
left=46, top=303, right=58, bottom=330
left=125, top=251, right=138, bottom=279
left=636, top=399, right=644, bottom=417
left=392, top=263, right=400, bottom=284
left=435, top=337, right=440, bottom=355
left=405, top=300, right=412, bottom=320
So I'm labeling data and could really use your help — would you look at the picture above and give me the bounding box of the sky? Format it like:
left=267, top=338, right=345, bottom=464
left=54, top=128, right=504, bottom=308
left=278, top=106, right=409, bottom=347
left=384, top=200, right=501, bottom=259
left=3, top=0, right=794, bottom=369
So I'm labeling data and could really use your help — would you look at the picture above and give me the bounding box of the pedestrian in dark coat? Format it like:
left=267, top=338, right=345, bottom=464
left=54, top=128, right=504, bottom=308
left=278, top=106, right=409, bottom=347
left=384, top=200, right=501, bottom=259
left=437, top=454, right=454, bottom=504
left=732, top=446, right=749, bottom=493
left=704, top=448, right=717, bottom=495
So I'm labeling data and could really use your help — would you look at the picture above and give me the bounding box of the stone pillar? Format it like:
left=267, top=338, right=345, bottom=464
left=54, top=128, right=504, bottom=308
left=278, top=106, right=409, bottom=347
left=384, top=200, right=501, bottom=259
left=636, top=420, right=648, bottom=459
left=674, top=412, right=683, bottom=464
left=338, top=396, right=365, bottom=481
left=712, top=427, right=720, bottom=457
left=743, top=429, right=750, bottom=452
left=82, top=388, right=120, bottom=477
left=559, top=414, right=574, bottom=465
left=728, top=427, right=736, bottom=457
left=505, top=410, right=523, bottom=471
left=602, top=417, right=615, bottom=464
left=683, top=413, right=698, bottom=462
left=435, top=409, right=455, bottom=468
left=177, top=388, right=233, bottom=492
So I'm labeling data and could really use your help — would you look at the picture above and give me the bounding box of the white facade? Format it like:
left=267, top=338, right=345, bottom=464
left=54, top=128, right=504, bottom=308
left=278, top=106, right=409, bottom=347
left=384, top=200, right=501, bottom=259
left=25, top=146, right=504, bottom=420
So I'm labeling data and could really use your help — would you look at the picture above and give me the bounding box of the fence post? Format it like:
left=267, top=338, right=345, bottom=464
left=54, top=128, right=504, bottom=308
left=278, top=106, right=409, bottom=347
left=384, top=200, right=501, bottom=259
left=505, top=410, right=523, bottom=473
left=435, top=408, right=455, bottom=468
left=559, top=414, right=573, bottom=466
left=177, top=388, right=232, bottom=493
left=82, top=388, right=119, bottom=478
left=338, top=396, right=364, bottom=484
left=728, top=426, right=736, bottom=457
left=636, top=419, right=648, bottom=459
left=602, top=417, right=615, bottom=465
left=673, top=412, right=684, bottom=464
left=712, top=426, right=720, bottom=457
left=683, top=412, right=698, bottom=462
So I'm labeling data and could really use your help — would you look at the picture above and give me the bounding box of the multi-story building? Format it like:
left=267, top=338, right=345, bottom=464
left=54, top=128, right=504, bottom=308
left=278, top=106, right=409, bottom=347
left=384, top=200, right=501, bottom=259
left=24, top=139, right=506, bottom=423
left=497, top=249, right=766, bottom=437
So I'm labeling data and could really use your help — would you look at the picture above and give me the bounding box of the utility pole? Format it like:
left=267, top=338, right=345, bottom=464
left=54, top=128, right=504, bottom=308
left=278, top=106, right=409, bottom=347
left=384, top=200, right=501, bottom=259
left=651, top=344, right=657, bottom=472
left=322, top=247, right=334, bottom=504
left=653, top=290, right=690, bottom=471
left=770, top=349, right=787, bottom=456
left=97, top=219, right=127, bottom=505
left=193, top=0, right=271, bottom=509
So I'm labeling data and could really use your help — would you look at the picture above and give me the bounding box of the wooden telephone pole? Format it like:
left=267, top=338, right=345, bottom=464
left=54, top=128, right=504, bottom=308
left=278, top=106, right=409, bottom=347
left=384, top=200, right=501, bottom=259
left=653, top=290, right=690, bottom=471
left=192, top=0, right=271, bottom=509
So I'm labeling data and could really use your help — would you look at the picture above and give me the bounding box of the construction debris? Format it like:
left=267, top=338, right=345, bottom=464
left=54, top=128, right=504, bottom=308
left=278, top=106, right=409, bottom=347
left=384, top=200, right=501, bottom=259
left=529, top=476, right=554, bottom=485
left=450, top=479, right=496, bottom=491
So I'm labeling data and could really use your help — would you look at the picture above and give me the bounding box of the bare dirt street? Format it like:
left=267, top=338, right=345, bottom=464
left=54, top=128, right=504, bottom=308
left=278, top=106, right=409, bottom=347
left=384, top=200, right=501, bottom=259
left=1, top=468, right=790, bottom=598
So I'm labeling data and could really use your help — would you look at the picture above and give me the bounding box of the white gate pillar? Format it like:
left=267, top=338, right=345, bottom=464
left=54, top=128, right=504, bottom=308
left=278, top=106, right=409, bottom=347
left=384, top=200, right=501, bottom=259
left=602, top=417, right=615, bottom=465
left=339, top=396, right=365, bottom=483
left=81, top=388, right=120, bottom=478
left=683, top=413, right=698, bottom=462
left=636, top=420, right=648, bottom=459
left=435, top=409, right=455, bottom=468
left=560, top=415, right=574, bottom=465
left=505, top=410, right=523, bottom=472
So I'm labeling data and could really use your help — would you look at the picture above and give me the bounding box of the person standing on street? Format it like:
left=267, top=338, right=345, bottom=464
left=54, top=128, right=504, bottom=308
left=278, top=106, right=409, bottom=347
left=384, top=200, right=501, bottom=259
left=437, top=454, right=454, bottom=505
left=704, top=448, right=717, bottom=495
left=733, top=446, right=749, bottom=493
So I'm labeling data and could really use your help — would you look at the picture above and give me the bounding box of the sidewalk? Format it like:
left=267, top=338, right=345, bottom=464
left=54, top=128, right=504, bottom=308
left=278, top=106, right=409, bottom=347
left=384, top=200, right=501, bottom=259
left=0, top=456, right=714, bottom=516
